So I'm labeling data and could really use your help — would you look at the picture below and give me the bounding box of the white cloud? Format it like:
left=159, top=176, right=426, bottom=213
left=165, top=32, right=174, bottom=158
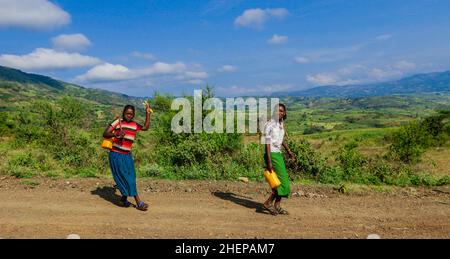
left=174, top=71, right=209, bottom=81
left=75, top=61, right=208, bottom=83
left=266, top=8, right=289, bottom=19
left=218, top=84, right=293, bottom=96
left=75, top=63, right=133, bottom=83
left=260, top=84, right=293, bottom=93
left=393, top=60, right=416, bottom=71
left=369, top=61, right=416, bottom=80
left=131, top=51, right=155, bottom=60
left=234, top=8, right=289, bottom=29
left=306, top=61, right=417, bottom=86
left=293, top=44, right=365, bottom=66
left=368, top=68, right=402, bottom=80
left=299, top=36, right=393, bottom=65
left=306, top=73, right=360, bottom=86
left=183, top=71, right=209, bottom=79
left=0, top=0, right=71, bottom=30
left=268, top=34, right=288, bottom=45
left=306, top=73, right=341, bottom=85
left=376, top=34, right=393, bottom=41
left=141, top=62, right=187, bottom=75
left=52, top=34, right=91, bottom=51
left=235, top=9, right=267, bottom=28
left=218, top=65, right=237, bottom=72
left=294, top=56, right=309, bottom=64
left=186, top=79, right=205, bottom=85
left=0, top=48, right=101, bottom=71
left=191, top=63, right=204, bottom=69
left=337, top=64, right=367, bottom=76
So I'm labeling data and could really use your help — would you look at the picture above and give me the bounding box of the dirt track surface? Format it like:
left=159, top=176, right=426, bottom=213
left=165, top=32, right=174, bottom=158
left=0, top=177, right=449, bottom=239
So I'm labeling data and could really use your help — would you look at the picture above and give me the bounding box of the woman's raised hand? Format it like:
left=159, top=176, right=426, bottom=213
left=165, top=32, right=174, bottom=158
left=143, top=100, right=153, bottom=114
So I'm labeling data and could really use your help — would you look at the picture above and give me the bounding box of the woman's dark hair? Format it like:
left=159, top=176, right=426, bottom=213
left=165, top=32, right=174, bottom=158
left=279, top=103, right=287, bottom=120
left=122, top=105, right=135, bottom=119
left=274, top=103, right=287, bottom=121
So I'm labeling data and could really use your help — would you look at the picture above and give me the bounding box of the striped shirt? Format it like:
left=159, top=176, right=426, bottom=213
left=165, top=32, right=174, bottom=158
left=110, top=119, right=143, bottom=154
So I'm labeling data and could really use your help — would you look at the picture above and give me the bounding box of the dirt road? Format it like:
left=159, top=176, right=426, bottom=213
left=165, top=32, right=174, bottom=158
left=0, top=177, right=449, bottom=239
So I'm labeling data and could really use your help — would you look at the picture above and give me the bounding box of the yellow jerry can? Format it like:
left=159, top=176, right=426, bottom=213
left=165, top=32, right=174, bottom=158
left=264, top=169, right=281, bottom=189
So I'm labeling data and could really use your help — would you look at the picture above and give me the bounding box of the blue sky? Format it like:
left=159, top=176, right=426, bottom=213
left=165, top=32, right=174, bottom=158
left=1, top=0, right=450, bottom=97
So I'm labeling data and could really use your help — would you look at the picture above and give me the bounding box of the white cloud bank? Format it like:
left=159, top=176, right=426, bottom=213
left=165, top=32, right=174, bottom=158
left=75, top=62, right=209, bottom=84
left=268, top=34, right=288, bottom=45
left=234, top=8, right=289, bottom=29
left=0, top=0, right=71, bottom=30
left=131, top=51, right=155, bottom=60
left=218, top=84, right=293, bottom=96
left=0, top=48, right=101, bottom=71
left=306, top=61, right=417, bottom=86
left=294, top=56, right=310, bottom=64
left=52, top=34, right=92, bottom=51
left=218, top=65, right=237, bottom=72
left=376, top=34, right=393, bottom=41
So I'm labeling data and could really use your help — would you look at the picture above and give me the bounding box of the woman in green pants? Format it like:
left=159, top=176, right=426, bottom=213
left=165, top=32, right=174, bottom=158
left=263, top=103, right=295, bottom=215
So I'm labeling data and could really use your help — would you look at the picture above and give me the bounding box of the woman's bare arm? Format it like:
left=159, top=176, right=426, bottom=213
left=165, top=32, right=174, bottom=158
left=265, top=144, right=273, bottom=171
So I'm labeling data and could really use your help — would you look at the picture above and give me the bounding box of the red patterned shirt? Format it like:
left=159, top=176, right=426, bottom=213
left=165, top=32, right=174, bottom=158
left=110, top=119, right=143, bottom=154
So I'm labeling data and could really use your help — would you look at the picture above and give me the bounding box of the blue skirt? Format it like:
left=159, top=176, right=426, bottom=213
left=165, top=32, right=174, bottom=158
left=109, top=151, right=137, bottom=197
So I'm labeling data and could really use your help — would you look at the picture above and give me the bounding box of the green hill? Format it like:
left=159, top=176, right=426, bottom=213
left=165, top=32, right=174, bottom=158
left=0, top=65, right=143, bottom=111
left=0, top=65, right=64, bottom=90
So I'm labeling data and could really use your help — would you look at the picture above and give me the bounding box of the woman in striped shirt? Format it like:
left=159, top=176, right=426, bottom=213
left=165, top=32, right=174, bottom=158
left=103, top=104, right=152, bottom=211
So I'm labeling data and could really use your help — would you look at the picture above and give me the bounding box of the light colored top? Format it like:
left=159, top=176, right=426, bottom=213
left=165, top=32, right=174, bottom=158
left=264, top=119, right=285, bottom=153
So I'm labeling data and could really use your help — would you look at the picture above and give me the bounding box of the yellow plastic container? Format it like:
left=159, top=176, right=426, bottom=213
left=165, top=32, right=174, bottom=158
left=264, top=169, right=281, bottom=189
left=101, top=138, right=114, bottom=150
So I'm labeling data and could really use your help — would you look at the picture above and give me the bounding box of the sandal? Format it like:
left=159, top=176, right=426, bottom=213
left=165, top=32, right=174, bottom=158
left=120, top=197, right=132, bottom=208
left=136, top=201, right=149, bottom=211
left=263, top=203, right=278, bottom=216
left=275, top=206, right=289, bottom=215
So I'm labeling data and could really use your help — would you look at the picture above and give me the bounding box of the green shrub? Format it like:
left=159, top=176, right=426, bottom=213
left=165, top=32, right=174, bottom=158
left=389, top=113, right=450, bottom=163
left=7, top=151, right=57, bottom=178
left=444, top=123, right=450, bottom=136
left=8, top=153, right=36, bottom=168
left=138, top=163, right=175, bottom=179
left=303, top=125, right=327, bottom=135
left=437, top=175, right=450, bottom=186
left=286, top=139, right=340, bottom=183
left=234, top=143, right=264, bottom=174
left=77, top=167, right=99, bottom=178
left=389, top=121, right=431, bottom=163
left=0, top=112, right=14, bottom=135
left=150, top=90, right=246, bottom=179
left=7, top=165, right=35, bottom=178
left=336, top=142, right=369, bottom=183
left=316, top=167, right=344, bottom=184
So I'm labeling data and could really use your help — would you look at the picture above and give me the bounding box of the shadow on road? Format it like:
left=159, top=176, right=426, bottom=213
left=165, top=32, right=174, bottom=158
left=91, top=186, right=124, bottom=207
left=212, top=191, right=270, bottom=215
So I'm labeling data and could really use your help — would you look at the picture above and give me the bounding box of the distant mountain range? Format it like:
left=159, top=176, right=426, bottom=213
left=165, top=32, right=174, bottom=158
left=274, top=71, right=450, bottom=97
